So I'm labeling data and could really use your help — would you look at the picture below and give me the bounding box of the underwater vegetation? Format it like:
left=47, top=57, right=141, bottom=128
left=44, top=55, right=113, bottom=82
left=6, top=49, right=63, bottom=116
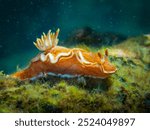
left=0, top=32, right=150, bottom=113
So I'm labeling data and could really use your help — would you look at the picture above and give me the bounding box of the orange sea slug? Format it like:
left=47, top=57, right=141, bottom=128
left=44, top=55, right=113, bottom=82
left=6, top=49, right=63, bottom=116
left=12, top=29, right=117, bottom=80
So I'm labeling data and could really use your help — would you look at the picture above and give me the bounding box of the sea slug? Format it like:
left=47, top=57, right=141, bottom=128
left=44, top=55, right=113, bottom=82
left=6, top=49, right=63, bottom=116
left=12, top=29, right=117, bottom=80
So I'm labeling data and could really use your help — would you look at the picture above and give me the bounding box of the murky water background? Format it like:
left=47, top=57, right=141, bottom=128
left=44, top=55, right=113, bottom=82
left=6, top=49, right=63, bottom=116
left=0, top=0, right=150, bottom=73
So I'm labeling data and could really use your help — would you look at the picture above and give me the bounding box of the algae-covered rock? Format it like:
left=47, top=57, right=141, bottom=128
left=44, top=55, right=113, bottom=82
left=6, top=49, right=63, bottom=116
left=0, top=35, right=150, bottom=113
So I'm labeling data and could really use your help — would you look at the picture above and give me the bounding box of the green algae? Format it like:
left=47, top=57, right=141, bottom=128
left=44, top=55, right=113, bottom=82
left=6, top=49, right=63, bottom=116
left=0, top=35, right=150, bottom=113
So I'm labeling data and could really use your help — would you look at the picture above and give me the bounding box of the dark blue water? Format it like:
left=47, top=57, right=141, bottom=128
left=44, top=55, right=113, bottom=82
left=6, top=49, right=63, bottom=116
left=0, top=0, right=150, bottom=73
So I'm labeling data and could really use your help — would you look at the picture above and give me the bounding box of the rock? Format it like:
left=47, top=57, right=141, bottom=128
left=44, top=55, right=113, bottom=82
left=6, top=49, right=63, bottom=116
left=65, top=26, right=126, bottom=46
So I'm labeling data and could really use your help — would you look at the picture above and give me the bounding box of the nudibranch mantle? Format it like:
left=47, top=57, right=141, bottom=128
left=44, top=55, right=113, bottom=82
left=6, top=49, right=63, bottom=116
left=12, top=29, right=117, bottom=80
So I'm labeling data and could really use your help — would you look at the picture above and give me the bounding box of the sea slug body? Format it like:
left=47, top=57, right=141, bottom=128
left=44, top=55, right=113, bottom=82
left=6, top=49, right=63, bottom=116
left=12, top=29, right=117, bottom=80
